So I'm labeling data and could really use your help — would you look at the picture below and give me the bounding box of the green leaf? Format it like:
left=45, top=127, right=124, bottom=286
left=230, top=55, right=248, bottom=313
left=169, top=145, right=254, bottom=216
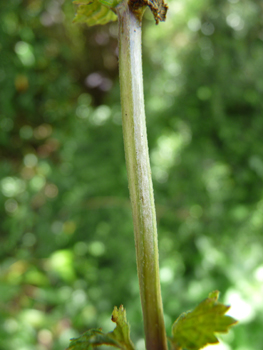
left=170, top=290, right=238, bottom=350
left=66, top=329, right=118, bottom=350
left=66, top=305, right=135, bottom=350
left=73, top=0, right=117, bottom=26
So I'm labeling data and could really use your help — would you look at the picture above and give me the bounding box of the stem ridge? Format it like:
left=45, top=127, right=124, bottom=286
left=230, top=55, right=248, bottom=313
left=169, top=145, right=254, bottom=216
left=116, top=3, right=167, bottom=350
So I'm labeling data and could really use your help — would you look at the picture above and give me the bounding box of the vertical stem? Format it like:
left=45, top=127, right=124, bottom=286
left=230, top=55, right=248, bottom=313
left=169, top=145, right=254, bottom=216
left=116, top=3, right=167, bottom=350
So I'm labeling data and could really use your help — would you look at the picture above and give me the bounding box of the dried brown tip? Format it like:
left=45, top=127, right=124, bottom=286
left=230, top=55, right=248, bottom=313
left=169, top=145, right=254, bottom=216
left=129, top=0, right=168, bottom=24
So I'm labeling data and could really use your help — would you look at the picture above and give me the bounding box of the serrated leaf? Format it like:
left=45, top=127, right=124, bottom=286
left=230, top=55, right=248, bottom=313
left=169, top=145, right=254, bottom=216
left=73, top=0, right=117, bottom=26
left=66, top=305, right=135, bottom=350
left=170, top=290, right=238, bottom=350
left=66, top=329, right=119, bottom=350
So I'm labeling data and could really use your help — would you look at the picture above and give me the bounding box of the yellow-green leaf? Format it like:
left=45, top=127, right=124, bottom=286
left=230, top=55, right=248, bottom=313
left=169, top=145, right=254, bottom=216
left=73, top=0, right=117, bottom=26
left=170, top=291, right=238, bottom=350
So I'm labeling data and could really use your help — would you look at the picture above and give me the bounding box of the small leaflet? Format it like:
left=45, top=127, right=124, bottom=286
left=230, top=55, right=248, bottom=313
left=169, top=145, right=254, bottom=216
left=66, top=305, right=135, bottom=350
left=170, top=291, right=238, bottom=350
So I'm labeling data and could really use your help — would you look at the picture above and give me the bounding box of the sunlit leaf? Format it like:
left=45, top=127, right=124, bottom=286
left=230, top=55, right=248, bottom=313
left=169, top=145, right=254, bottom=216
left=73, top=0, right=117, bottom=26
left=66, top=305, right=135, bottom=350
left=170, top=291, right=238, bottom=350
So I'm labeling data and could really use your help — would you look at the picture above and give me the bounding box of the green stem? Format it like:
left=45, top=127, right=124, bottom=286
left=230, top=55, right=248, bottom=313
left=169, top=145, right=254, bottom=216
left=116, top=3, right=167, bottom=350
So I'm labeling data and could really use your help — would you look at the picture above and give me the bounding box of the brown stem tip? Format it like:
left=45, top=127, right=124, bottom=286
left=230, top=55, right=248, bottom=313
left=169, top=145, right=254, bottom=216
left=129, top=0, right=168, bottom=24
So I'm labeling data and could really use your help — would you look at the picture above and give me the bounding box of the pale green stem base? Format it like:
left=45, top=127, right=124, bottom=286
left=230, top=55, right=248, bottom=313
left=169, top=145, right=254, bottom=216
left=116, top=3, right=167, bottom=350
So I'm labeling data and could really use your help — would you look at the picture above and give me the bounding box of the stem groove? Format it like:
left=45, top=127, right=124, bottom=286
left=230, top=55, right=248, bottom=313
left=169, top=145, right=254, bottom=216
left=116, top=3, right=167, bottom=350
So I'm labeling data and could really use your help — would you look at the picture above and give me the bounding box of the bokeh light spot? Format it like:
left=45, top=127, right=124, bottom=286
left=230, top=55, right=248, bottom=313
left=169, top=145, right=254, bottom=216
left=160, top=266, right=174, bottom=283
left=14, top=41, right=35, bottom=66
left=201, top=22, right=215, bottom=36
left=38, top=329, right=53, bottom=346
left=1, top=177, right=25, bottom=197
left=225, top=290, right=255, bottom=323
left=188, top=17, right=201, bottom=32
left=88, top=241, right=106, bottom=257
left=24, top=154, right=38, bottom=167
left=30, top=175, right=46, bottom=191
left=91, top=105, right=111, bottom=125
left=44, top=184, right=58, bottom=198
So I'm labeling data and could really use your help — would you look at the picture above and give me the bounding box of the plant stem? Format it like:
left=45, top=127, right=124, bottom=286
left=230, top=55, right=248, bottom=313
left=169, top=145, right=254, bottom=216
left=116, top=3, right=167, bottom=350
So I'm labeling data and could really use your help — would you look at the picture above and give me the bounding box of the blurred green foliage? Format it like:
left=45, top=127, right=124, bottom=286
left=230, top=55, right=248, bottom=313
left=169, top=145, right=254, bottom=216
left=0, top=0, right=263, bottom=349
